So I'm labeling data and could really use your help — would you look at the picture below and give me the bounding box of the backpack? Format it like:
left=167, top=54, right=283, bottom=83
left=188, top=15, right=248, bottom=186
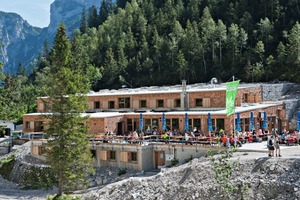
left=268, top=139, right=273, bottom=146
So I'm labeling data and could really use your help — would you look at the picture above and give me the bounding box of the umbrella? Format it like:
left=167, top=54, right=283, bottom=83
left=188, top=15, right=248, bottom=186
left=184, top=113, right=189, bottom=131
left=139, top=113, right=143, bottom=131
left=250, top=112, right=254, bottom=131
left=298, top=111, right=300, bottom=131
left=262, top=112, right=268, bottom=129
left=236, top=113, right=241, bottom=132
left=162, top=113, right=166, bottom=131
left=208, top=113, right=213, bottom=131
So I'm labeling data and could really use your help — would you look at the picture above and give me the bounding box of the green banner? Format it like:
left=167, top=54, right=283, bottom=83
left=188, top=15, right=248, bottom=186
left=226, top=80, right=240, bottom=116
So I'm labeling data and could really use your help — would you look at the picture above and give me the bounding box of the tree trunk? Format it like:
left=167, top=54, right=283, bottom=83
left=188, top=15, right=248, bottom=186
left=58, top=173, right=63, bottom=196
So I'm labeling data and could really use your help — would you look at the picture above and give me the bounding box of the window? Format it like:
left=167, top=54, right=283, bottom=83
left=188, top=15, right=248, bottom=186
left=90, top=150, right=96, bottom=158
left=38, top=146, right=43, bottom=155
left=193, top=119, right=201, bottom=130
left=171, top=118, right=179, bottom=130
left=188, top=119, right=192, bottom=131
left=140, top=100, right=147, bottom=108
left=94, top=101, right=100, bottom=109
left=216, top=119, right=225, bottom=131
left=130, top=152, right=137, bottom=162
left=243, top=118, right=250, bottom=131
left=243, top=94, right=249, bottom=103
left=44, top=102, right=50, bottom=112
left=127, top=119, right=133, bottom=131
left=152, top=118, right=158, bottom=128
left=157, top=99, right=164, bottom=107
left=26, top=121, right=30, bottom=128
left=175, top=99, right=181, bottom=107
left=145, top=119, right=151, bottom=127
left=110, top=151, right=116, bottom=160
left=212, top=119, right=216, bottom=131
left=195, top=98, right=203, bottom=107
left=166, top=119, right=171, bottom=130
left=119, top=97, right=130, bottom=108
left=109, top=101, right=115, bottom=109
left=34, top=121, right=43, bottom=132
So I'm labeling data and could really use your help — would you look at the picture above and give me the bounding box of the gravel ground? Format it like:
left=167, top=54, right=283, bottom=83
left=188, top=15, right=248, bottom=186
left=0, top=141, right=300, bottom=200
left=81, top=144, right=300, bottom=200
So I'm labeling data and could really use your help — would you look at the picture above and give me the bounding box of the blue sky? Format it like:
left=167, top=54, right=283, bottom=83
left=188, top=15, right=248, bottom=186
left=0, top=0, right=55, bottom=27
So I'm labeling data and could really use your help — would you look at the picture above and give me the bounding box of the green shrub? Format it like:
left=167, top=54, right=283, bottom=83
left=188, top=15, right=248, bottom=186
left=0, top=157, right=15, bottom=180
left=46, top=194, right=81, bottom=200
left=167, top=158, right=179, bottom=168
left=21, top=166, right=57, bottom=190
left=184, top=155, right=193, bottom=163
left=208, top=148, right=239, bottom=193
left=117, top=168, right=127, bottom=176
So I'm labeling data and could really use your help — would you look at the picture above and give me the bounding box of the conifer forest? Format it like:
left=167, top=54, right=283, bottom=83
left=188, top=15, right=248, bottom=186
left=1, top=0, right=300, bottom=122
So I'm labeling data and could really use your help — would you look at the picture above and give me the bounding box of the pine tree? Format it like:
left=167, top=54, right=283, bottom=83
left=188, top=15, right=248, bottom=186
left=117, top=0, right=128, bottom=8
left=0, top=61, right=4, bottom=81
left=99, top=0, right=112, bottom=25
left=16, top=62, right=26, bottom=76
left=44, top=23, right=94, bottom=196
left=80, top=8, right=88, bottom=34
left=287, top=22, right=300, bottom=68
left=0, top=42, right=4, bottom=81
left=88, top=5, right=99, bottom=28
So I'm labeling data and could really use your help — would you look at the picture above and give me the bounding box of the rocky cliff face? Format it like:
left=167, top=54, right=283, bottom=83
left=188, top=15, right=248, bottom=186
left=48, top=0, right=100, bottom=34
left=0, top=0, right=101, bottom=74
left=261, top=83, right=300, bottom=130
left=0, top=12, right=42, bottom=73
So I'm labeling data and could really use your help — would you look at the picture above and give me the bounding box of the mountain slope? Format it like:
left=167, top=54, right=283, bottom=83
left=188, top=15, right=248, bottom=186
left=0, top=11, right=42, bottom=73
left=0, top=0, right=101, bottom=74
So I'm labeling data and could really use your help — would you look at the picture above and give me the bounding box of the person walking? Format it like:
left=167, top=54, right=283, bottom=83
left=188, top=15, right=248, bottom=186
left=226, top=135, right=231, bottom=156
left=268, top=135, right=275, bottom=157
left=275, top=135, right=282, bottom=157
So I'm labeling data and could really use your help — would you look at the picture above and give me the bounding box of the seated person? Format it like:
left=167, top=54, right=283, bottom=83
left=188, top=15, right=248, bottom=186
left=255, top=137, right=261, bottom=142
left=133, top=131, right=139, bottom=139
left=185, top=132, right=193, bottom=145
left=221, top=134, right=227, bottom=146
left=190, top=132, right=195, bottom=138
left=185, top=132, right=189, bottom=141
left=281, top=133, right=285, bottom=143
left=146, top=126, right=151, bottom=135
left=287, top=136, right=295, bottom=143
left=161, top=132, right=168, bottom=140
left=206, top=132, right=211, bottom=138
left=193, top=127, right=199, bottom=133
left=128, top=132, right=134, bottom=143
left=248, top=136, right=253, bottom=143
left=169, top=130, right=174, bottom=137
left=257, top=129, right=263, bottom=137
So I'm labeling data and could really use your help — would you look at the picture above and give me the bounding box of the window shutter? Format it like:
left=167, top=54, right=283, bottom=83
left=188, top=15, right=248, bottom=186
left=203, top=98, right=211, bottom=108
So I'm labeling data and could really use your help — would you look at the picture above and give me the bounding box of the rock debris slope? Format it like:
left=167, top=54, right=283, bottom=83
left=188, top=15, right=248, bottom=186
left=82, top=147, right=300, bottom=200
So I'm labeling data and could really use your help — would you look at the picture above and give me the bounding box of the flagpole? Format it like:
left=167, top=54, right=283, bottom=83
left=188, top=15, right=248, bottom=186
left=233, top=76, right=236, bottom=147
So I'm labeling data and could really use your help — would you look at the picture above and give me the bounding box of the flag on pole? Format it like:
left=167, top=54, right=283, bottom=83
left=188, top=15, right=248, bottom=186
left=226, top=80, right=240, bottom=116
left=139, top=113, right=143, bottom=131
